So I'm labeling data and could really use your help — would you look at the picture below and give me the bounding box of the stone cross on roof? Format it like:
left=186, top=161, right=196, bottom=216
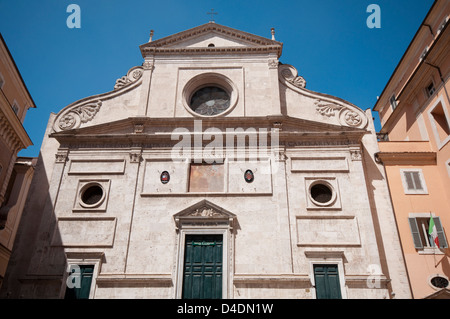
left=207, top=9, right=218, bottom=22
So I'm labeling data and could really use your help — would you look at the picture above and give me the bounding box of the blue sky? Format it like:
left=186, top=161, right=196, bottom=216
left=0, top=0, right=435, bottom=157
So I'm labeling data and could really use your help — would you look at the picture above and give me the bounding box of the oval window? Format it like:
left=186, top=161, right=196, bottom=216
left=161, top=171, right=170, bottom=184
left=244, top=169, right=254, bottom=183
left=80, top=184, right=104, bottom=207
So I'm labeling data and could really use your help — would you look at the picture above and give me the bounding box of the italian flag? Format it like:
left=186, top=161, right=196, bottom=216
left=428, top=217, right=440, bottom=248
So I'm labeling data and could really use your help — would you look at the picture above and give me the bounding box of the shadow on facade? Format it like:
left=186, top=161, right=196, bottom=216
left=361, top=143, right=398, bottom=298
left=0, top=152, right=66, bottom=298
left=435, top=247, right=450, bottom=278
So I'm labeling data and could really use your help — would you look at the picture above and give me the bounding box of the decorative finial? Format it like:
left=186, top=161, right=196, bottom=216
left=271, top=28, right=275, bottom=40
left=149, top=30, right=154, bottom=42
left=207, top=9, right=218, bottom=23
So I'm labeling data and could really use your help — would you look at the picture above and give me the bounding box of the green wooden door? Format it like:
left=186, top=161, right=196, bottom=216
left=314, top=264, right=342, bottom=299
left=65, top=265, right=94, bottom=299
left=182, top=235, right=223, bottom=299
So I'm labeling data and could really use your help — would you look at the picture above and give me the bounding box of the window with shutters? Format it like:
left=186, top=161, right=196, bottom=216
left=306, top=252, right=347, bottom=299
left=400, top=169, right=428, bottom=194
left=408, top=215, right=448, bottom=252
left=313, top=264, right=342, bottom=299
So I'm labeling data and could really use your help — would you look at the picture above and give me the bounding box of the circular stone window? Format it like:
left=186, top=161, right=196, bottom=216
left=183, top=73, right=238, bottom=117
left=190, top=86, right=231, bottom=116
left=309, top=181, right=336, bottom=206
left=80, top=183, right=105, bottom=208
left=430, top=275, right=449, bottom=290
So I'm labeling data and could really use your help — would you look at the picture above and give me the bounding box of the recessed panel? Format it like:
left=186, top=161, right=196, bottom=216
left=52, top=217, right=116, bottom=247
left=291, top=157, right=348, bottom=172
left=297, top=216, right=360, bottom=246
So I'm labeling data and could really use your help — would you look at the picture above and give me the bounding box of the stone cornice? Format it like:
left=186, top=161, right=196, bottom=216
left=52, top=132, right=364, bottom=150
left=50, top=115, right=367, bottom=148
left=375, top=151, right=437, bottom=165
left=51, top=115, right=367, bottom=134
left=141, top=45, right=283, bottom=57
left=0, top=105, right=32, bottom=152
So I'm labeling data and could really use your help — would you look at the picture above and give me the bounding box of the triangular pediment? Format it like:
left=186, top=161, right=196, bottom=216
left=165, top=31, right=257, bottom=49
left=173, top=200, right=237, bottom=230
left=174, top=200, right=236, bottom=219
left=140, top=23, right=283, bottom=57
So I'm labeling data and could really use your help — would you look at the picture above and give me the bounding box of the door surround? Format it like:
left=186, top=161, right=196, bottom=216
left=173, top=200, right=236, bottom=299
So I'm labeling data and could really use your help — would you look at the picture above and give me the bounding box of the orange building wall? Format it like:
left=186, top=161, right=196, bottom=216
left=383, top=163, right=450, bottom=298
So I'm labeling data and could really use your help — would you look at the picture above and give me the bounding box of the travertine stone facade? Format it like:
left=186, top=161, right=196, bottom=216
left=1, top=23, right=411, bottom=299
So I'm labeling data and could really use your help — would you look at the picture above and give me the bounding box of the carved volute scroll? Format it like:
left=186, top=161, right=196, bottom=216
left=315, top=102, right=343, bottom=117
left=315, top=100, right=367, bottom=129
left=57, top=100, right=102, bottom=131
left=114, top=66, right=144, bottom=90
left=278, top=63, right=367, bottom=129
left=279, top=64, right=306, bottom=89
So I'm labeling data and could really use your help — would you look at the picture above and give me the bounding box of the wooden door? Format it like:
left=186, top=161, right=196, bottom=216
left=182, top=235, right=223, bottom=299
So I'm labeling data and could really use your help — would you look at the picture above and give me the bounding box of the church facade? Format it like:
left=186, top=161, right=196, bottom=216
left=1, top=23, right=411, bottom=299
